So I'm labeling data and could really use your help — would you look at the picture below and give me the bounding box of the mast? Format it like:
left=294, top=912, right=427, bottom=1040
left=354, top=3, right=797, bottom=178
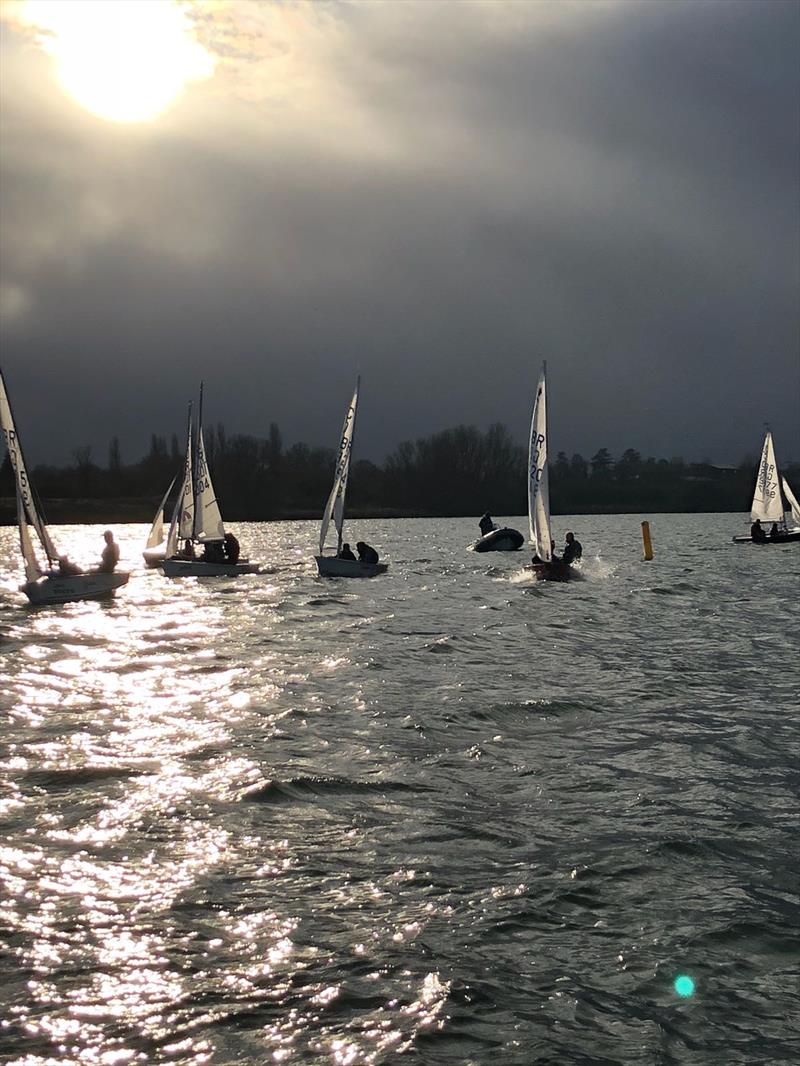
left=193, top=382, right=203, bottom=541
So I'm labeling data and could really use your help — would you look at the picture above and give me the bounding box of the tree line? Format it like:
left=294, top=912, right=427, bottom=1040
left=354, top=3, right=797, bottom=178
left=1, top=422, right=795, bottom=523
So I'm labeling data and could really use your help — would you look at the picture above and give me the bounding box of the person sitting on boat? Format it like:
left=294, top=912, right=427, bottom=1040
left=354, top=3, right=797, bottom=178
left=98, top=530, right=119, bottom=572
left=356, top=541, right=379, bottom=564
left=58, top=555, right=83, bottom=576
left=201, top=540, right=226, bottom=563
left=224, top=532, right=240, bottom=564
left=479, top=513, right=497, bottom=537
left=179, top=539, right=196, bottom=560
left=338, top=543, right=356, bottom=561
left=562, top=531, right=583, bottom=565
left=750, top=519, right=766, bottom=542
left=769, top=522, right=781, bottom=539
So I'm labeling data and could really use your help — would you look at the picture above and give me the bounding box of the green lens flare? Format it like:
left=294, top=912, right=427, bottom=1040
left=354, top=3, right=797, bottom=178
left=674, top=974, right=695, bottom=997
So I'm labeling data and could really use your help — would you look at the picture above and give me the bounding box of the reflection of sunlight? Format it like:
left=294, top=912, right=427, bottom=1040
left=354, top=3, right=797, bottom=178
left=20, top=0, right=214, bottom=122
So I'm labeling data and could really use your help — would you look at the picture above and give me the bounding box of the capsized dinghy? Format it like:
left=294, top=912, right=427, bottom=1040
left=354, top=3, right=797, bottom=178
left=472, top=526, right=524, bottom=552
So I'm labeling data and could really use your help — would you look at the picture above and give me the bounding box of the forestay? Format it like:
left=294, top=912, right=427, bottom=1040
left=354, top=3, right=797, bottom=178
left=0, top=368, right=58, bottom=575
left=751, top=432, right=784, bottom=523
left=782, top=478, right=800, bottom=527
left=319, top=378, right=359, bottom=555
left=527, top=363, right=552, bottom=562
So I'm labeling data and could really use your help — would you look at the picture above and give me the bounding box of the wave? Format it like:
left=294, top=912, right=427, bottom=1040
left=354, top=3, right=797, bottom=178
left=20, top=765, right=146, bottom=790
left=243, top=774, right=419, bottom=804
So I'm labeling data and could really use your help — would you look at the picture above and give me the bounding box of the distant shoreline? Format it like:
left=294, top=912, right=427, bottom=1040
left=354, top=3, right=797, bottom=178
left=0, top=497, right=745, bottom=525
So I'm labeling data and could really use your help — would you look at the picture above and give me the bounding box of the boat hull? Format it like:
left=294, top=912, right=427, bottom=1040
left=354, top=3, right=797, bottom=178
left=142, top=545, right=166, bottom=568
left=315, top=555, right=388, bottom=578
left=472, top=527, right=524, bottom=552
left=22, top=571, right=130, bottom=606
left=732, top=530, right=800, bottom=544
left=531, top=560, right=575, bottom=582
left=160, top=558, right=260, bottom=577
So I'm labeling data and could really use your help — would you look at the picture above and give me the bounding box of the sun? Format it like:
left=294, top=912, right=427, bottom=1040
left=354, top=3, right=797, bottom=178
left=20, top=0, right=214, bottom=122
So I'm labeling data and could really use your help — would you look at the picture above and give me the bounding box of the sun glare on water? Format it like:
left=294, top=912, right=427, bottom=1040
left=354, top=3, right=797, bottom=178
left=21, top=0, right=214, bottom=122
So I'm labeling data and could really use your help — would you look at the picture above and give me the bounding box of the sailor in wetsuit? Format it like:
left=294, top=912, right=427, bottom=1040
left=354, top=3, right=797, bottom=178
left=356, top=541, right=379, bottom=564
left=479, top=513, right=497, bottom=537
left=562, top=531, right=582, bottom=565
left=224, top=532, right=240, bottom=563
left=338, top=543, right=356, bottom=561
left=750, top=519, right=766, bottom=542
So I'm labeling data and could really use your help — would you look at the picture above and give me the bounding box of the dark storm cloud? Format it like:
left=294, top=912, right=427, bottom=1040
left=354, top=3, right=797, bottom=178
left=1, top=0, right=797, bottom=467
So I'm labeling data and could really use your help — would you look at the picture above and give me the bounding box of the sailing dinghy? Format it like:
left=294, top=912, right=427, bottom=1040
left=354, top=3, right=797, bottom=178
left=732, top=431, right=800, bottom=544
left=528, top=363, right=576, bottom=581
left=315, top=378, right=387, bottom=577
left=161, top=386, right=260, bottom=576
left=781, top=477, right=800, bottom=534
left=142, top=475, right=176, bottom=568
left=0, top=368, right=129, bottom=605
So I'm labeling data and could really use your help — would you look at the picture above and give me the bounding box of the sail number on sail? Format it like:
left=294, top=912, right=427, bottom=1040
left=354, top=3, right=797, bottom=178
left=757, top=454, right=778, bottom=503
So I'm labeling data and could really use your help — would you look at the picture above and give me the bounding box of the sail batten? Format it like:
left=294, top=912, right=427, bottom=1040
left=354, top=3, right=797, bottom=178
left=527, top=363, right=552, bottom=562
left=751, top=432, right=784, bottom=523
left=319, top=378, right=359, bottom=555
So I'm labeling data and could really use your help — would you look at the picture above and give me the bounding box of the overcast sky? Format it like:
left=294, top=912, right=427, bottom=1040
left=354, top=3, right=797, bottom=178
left=1, top=0, right=798, bottom=467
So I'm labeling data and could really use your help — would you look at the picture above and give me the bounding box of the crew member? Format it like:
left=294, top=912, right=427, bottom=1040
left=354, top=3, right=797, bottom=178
left=356, top=541, right=379, bottom=564
left=479, top=513, right=497, bottom=537
left=224, top=531, right=240, bottom=564
left=98, top=530, right=119, bottom=572
left=750, top=519, right=766, bottom=542
left=58, top=555, right=83, bottom=576
left=562, top=531, right=583, bottom=565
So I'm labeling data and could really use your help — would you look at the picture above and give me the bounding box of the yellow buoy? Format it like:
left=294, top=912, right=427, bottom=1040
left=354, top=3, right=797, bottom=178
left=641, top=520, right=654, bottom=561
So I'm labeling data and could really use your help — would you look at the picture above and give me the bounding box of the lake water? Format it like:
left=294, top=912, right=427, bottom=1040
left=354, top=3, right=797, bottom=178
left=1, top=514, right=798, bottom=1065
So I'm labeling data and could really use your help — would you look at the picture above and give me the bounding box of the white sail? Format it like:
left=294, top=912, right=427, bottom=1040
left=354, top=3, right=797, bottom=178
left=781, top=477, right=800, bottom=527
left=319, top=378, right=359, bottom=555
left=193, top=427, right=225, bottom=542
left=751, top=432, right=784, bottom=523
left=17, top=493, right=43, bottom=582
left=527, top=363, right=552, bottom=562
left=0, top=368, right=58, bottom=567
left=146, top=476, right=176, bottom=549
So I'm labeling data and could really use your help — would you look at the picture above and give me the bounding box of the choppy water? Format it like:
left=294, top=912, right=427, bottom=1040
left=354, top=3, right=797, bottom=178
left=1, top=514, right=798, bottom=1066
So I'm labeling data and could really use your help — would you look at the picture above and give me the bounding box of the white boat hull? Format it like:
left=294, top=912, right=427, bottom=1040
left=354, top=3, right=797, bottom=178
left=160, top=558, right=260, bottom=577
left=22, top=571, right=130, bottom=606
left=315, top=555, right=388, bottom=578
left=143, top=545, right=166, bottom=568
